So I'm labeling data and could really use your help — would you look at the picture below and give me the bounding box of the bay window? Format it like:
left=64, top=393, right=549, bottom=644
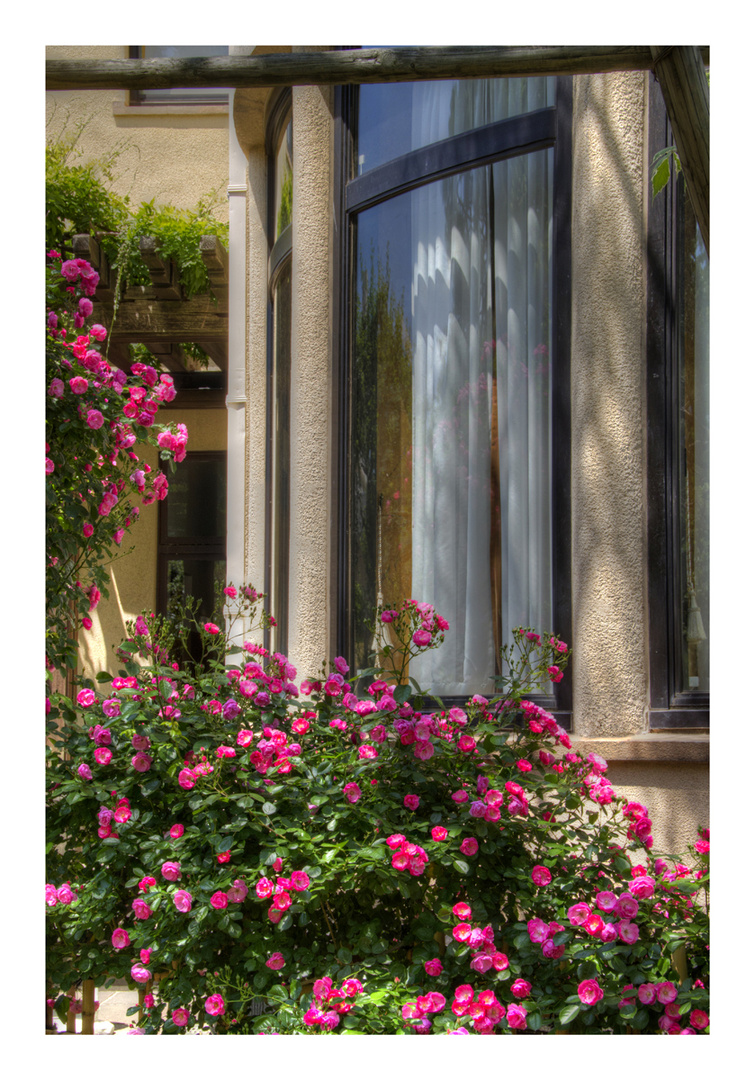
left=340, top=76, right=572, bottom=707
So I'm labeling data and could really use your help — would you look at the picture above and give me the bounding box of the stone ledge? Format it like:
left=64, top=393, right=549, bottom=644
left=570, top=733, right=709, bottom=764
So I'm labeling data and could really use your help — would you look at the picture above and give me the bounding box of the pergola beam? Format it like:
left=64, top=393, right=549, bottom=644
left=650, top=46, right=709, bottom=254
left=46, top=46, right=710, bottom=91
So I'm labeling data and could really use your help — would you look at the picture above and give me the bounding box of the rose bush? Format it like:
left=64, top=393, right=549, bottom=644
left=46, top=593, right=709, bottom=1034
left=45, top=251, right=187, bottom=673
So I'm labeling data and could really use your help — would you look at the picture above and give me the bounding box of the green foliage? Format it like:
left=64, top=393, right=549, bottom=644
left=46, top=597, right=710, bottom=1035
left=46, top=119, right=229, bottom=301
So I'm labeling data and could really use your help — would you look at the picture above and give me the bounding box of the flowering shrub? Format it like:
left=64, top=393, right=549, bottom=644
left=45, top=252, right=187, bottom=672
left=45, top=593, right=709, bottom=1034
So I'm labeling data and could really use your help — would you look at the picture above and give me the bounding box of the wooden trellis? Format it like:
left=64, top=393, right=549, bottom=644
left=70, top=232, right=229, bottom=407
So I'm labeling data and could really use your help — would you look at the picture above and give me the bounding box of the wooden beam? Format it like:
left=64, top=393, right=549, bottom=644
left=47, top=46, right=710, bottom=91
left=650, top=46, right=709, bottom=255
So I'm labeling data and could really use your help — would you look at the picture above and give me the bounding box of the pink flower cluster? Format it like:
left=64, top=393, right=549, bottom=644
left=255, top=863, right=309, bottom=923
left=623, top=801, right=654, bottom=848
left=385, top=833, right=429, bottom=876
left=46, top=882, right=76, bottom=906
left=449, top=985, right=525, bottom=1034
left=302, top=977, right=364, bottom=1030
left=450, top=903, right=509, bottom=974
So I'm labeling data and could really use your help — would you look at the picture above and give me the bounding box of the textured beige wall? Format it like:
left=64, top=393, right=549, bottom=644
left=286, top=79, right=335, bottom=679
left=79, top=408, right=227, bottom=681
left=607, top=762, right=709, bottom=860
left=570, top=72, right=649, bottom=739
left=46, top=45, right=229, bottom=221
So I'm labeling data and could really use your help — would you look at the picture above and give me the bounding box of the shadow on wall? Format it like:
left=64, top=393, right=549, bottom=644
left=571, top=71, right=649, bottom=739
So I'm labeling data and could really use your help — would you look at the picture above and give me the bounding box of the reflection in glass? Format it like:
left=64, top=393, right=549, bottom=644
left=166, top=456, right=226, bottom=538
left=678, top=204, right=709, bottom=693
left=270, top=262, right=292, bottom=653
left=350, top=147, right=553, bottom=697
left=274, top=119, right=293, bottom=239
left=357, top=76, right=555, bottom=173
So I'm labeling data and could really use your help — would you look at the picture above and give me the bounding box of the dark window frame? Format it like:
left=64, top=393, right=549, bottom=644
left=646, top=78, right=709, bottom=731
left=264, top=90, right=294, bottom=656
left=335, top=77, right=573, bottom=724
left=128, top=46, right=229, bottom=106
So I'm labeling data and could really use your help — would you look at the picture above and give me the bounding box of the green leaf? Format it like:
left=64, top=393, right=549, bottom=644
left=452, top=858, right=470, bottom=875
left=262, top=802, right=277, bottom=815
left=559, top=1003, right=581, bottom=1026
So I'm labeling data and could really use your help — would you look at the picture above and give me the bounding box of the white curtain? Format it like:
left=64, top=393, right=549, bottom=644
left=407, top=81, right=553, bottom=697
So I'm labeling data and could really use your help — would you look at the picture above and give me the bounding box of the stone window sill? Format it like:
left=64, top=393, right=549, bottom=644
left=570, top=733, right=709, bottom=764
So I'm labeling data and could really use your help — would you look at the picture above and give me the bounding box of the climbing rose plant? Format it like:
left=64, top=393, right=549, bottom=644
left=45, top=595, right=709, bottom=1034
left=45, top=252, right=188, bottom=673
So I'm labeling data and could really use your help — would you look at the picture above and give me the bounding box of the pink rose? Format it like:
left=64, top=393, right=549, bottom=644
left=343, top=782, right=361, bottom=803
left=510, top=979, right=532, bottom=999
left=45, top=884, right=58, bottom=906
left=178, top=768, right=196, bottom=790
left=291, top=870, right=310, bottom=891
left=404, top=794, right=420, bottom=810
left=204, top=623, right=220, bottom=635
left=161, top=861, right=181, bottom=881
left=210, top=891, right=228, bottom=909
left=77, top=688, right=96, bottom=708
left=531, top=865, right=551, bottom=886
left=227, top=879, right=248, bottom=903
left=131, top=963, right=151, bottom=984
left=459, top=837, right=478, bottom=857
left=506, top=1003, right=528, bottom=1029
left=577, top=979, right=604, bottom=1005
left=57, top=883, right=75, bottom=904
left=170, top=823, right=184, bottom=839
left=638, top=983, right=657, bottom=1005
left=131, top=751, right=152, bottom=772
left=132, top=898, right=152, bottom=920
left=111, top=928, right=130, bottom=950
left=172, top=1008, right=190, bottom=1027
left=689, top=1009, right=709, bottom=1030
left=617, top=920, right=639, bottom=944
left=173, top=889, right=192, bottom=913
left=94, top=747, right=112, bottom=765
left=452, top=902, right=471, bottom=919
left=424, top=959, right=443, bottom=976
left=628, top=875, right=655, bottom=899
left=431, top=826, right=448, bottom=842
left=256, top=877, right=274, bottom=899
left=595, top=890, right=617, bottom=912
left=266, top=952, right=286, bottom=970
left=656, top=982, right=678, bottom=1004
left=86, top=409, right=104, bottom=429
left=77, top=763, right=92, bottom=781
left=567, top=902, right=591, bottom=926
left=204, top=994, right=225, bottom=1016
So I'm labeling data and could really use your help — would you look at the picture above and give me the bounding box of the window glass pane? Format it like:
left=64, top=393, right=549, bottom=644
left=357, top=77, right=555, bottom=174
left=350, top=148, right=553, bottom=697
left=270, top=262, right=292, bottom=652
left=165, top=456, right=226, bottom=538
left=678, top=206, right=709, bottom=693
left=138, top=46, right=228, bottom=102
left=167, top=557, right=226, bottom=623
left=274, top=120, right=293, bottom=240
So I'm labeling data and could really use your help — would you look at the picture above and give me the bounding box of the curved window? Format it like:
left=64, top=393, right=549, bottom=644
left=342, top=77, right=571, bottom=705
left=266, top=95, right=293, bottom=655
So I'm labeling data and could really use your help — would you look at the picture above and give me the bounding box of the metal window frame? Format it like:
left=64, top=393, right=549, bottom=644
left=646, top=77, right=709, bottom=731
left=335, top=77, right=573, bottom=723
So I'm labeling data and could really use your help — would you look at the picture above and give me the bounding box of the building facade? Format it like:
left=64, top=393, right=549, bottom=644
left=47, top=45, right=710, bottom=858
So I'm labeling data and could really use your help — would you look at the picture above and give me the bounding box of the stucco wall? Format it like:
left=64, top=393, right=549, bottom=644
left=46, top=45, right=229, bottom=221
left=569, top=72, right=708, bottom=855
left=571, top=71, right=649, bottom=740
